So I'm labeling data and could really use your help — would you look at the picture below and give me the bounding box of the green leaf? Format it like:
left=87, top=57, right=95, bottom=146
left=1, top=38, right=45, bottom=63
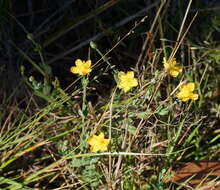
left=128, top=125, right=137, bottom=135
left=70, top=157, right=99, bottom=167
left=158, top=108, right=169, bottom=116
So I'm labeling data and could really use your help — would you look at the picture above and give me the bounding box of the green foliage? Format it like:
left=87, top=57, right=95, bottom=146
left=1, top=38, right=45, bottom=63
left=81, top=164, right=102, bottom=187
left=0, top=177, right=32, bottom=190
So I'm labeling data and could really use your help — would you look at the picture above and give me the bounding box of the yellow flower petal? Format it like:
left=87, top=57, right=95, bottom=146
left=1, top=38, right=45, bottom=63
left=191, top=93, right=199, bottom=100
left=127, top=71, right=134, bottom=78
left=70, top=59, right=92, bottom=75
left=98, top=132, right=104, bottom=138
left=176, top=82, right=199, bottom=102
left=170, top=70, right=180, bottom=78
left=163, top=57, right=182, bottom=78
left=75, top=59, right=83, bottom=67
left=117, top=71, right=138, bottom=93
left=186, top=82, right=195, bottom=91
left=181, top=97, right=190, bottom=102
left=87, top=136, right=97, bottom=146
left=85, top=60, right=92, bottom=67
left=176, top=91, right=186, bottom=100
left=70, top=66, right=79, bottom=74
left=87, top=132, right=110, bottom=153
left=123, top=86, right=131, bottom=93
left=118, top=72, right=125, bottom=79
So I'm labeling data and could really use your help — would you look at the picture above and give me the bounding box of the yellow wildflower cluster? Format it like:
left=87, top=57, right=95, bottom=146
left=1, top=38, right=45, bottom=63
left=70, top=59, right=138, bottom=93
left=69, top=56, right=199, bottom=152
left=163, top=56, right=198, bottom=102
left=70, top=57, right=199, bottom=102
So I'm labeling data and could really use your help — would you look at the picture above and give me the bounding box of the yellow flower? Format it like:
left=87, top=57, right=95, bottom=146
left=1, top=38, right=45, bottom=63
left=87, top=132, right=110, bottom=153
left=117, top=71, right=138, bottom=92
left=176, top=82, right=199, bottom=102
left=70, top=59, right=92, bottom=75
left=163, top=57, right=182, bottom=77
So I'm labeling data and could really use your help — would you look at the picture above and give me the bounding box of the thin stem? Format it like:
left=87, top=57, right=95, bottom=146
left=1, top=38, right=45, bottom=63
left=82, top=76, right=88, bottom=134
left=108, top=88, right=116, bottom=186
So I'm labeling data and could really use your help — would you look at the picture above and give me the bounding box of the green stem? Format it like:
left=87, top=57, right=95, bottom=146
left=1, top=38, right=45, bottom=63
left=80, top=76, right=89, bottom=151
left=90, top=41, right=111, bottom=66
